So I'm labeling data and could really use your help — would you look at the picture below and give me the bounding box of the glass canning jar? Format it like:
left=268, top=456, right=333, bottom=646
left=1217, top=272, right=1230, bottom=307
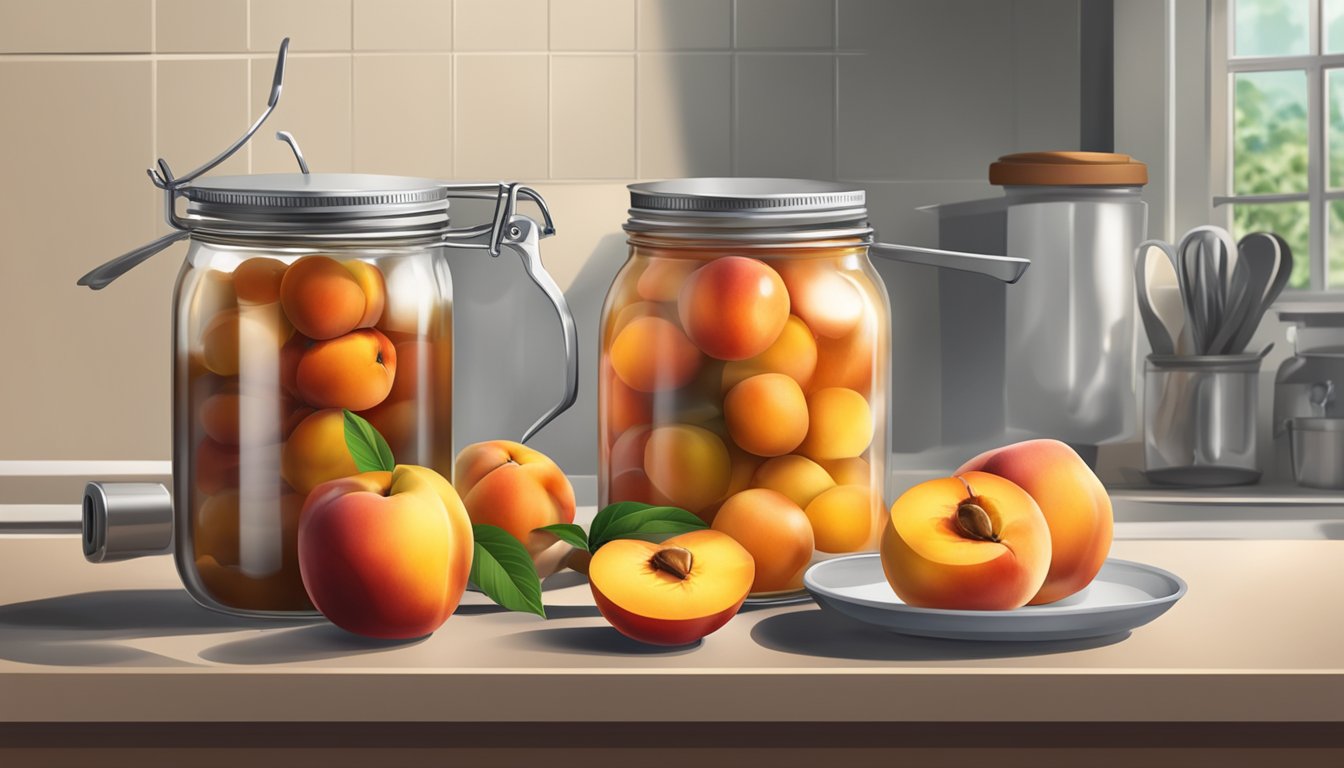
left=602, top=179, right=1029, bottom=599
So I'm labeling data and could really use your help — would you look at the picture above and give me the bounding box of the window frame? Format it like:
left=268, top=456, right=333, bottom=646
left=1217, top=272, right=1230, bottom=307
left=1211, top=0, right=1342, bottom=296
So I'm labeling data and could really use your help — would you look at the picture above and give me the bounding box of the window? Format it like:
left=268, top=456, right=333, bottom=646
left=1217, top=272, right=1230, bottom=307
left=1213, top=0, right=1344, bottom=292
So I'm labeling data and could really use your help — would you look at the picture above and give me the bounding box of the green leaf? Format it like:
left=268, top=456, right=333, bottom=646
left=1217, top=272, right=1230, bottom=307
left=342, top=409, right=396, bottom=473
left=587, top=500, right=651, bottom=549
left=470, top=524, right=545, bottom=618
left=587, top=502, right=707, bottom=552
left=598, top=507, right=706, bottom=546
left=534, top=523, right=589, bottom=552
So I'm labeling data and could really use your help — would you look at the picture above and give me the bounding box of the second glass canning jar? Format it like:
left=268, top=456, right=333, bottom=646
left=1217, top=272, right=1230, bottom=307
left=602, top=180, right=890, bottom=598
left=602, top=179, right=1029, bottom=598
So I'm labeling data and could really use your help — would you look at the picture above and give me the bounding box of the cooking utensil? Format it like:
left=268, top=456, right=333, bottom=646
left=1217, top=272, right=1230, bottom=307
left=804, top=554, right=1186, bottom=642
left=1225, top=232, right=1292, bottom=354
left=1135, top=240, right=1185, bottom=355
left=1175, top=226, right=1239, bottom=355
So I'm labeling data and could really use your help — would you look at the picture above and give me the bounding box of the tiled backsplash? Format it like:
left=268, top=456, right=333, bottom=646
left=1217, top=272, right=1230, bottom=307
left=0, top=0, right=1082, bottom=471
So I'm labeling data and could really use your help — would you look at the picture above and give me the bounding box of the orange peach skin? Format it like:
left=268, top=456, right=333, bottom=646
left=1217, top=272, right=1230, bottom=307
left=721, top=315, right=817, bottom=392
left=589, top=529, right=754, bottom=646
left=234, top=257, right=288, bottom=305
left=712, top=488, right=814, bottom=595
left=724, top=373, right=809, bottom=457
left=644, top=424, right=731, bottom=513
left=678, top=256, right=791, bottom=361
left=880, top=471, right=1050, bottom=610
left=798, top=387, right=873, bottom=460
left=609, top=315, right=703, bottom=392
left=296, top=328, right=398, bottom=411
left=298, top=466, right=473, bottom=638
left=454, top=440, right=576, bottom=577
left=280, top=255, right=367, bottom=340
left=957, top=439, right=1113, bottom=605
left=281, top=409, right=359, bottom=495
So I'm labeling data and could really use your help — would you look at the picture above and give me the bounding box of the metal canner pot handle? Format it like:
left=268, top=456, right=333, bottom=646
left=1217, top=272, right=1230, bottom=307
left=869, top=243, right=1030, bottom=284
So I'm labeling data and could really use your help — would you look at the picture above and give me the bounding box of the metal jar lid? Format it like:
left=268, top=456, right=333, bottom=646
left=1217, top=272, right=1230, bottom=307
left=184, top=173, right=452, bottom=239
left=625, top=178, right=873, bottom=242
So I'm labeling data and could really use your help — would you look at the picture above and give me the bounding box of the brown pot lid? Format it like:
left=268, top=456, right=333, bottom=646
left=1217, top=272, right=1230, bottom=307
left=989, top=151, right=1148, bottom=186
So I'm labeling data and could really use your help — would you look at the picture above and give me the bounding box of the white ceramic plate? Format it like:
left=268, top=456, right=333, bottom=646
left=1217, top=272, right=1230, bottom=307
left=804, top=555, right=1186, bottom=642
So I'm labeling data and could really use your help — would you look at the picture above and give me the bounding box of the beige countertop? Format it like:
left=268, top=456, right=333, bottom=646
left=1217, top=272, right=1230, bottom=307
left=1, top=533, right=1342, bottom=726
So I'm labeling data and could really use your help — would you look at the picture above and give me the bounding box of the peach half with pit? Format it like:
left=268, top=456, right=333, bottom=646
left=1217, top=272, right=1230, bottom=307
left=589, top=529, right=754, bottom=646
left=879, top=471, right=1051, bottom=610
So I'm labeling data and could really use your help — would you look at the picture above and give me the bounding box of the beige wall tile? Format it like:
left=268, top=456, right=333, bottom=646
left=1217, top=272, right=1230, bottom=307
left=454, top=0, right=547, bottom=51
left=353, top=0, right=453, bottom=50
left=637, top=0, right=732, bottom=50
left=736, top=0, right=834, bottom=49
left=637, top=53, right=731, bottom=178
left=157, top=59, right=252, bottom=178
left=735, top=53, right=835, bottom=178
left=552, top=0, right=635, bottom=51
left=0, top=61, right=168, bottom=459
left=454, top=54, right=548, bottom=179
left=0, top=0, right=150, bottom=53
left=250, top=55, right=353, bottom=172
left=157, top=0, right=248, bottom=53
left=552, top=55, right=635, bottom=178
left=353, top=54, right=452, bottom=177
left=250, top=0, right=352, bottom=52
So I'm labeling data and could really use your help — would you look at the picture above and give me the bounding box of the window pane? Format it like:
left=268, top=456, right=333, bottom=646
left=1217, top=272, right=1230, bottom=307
left=1233, top=202, right=1310, bottom=289
left=1234, top=71, right=1308, bottom=195
left=1330, top=200, right=1344, bottom=287
left=1327, top=0, right=1344, bottom=53
left=1235, top=0, right=1309, bottom=57
left=1331, top=69, right=1344, bottom=189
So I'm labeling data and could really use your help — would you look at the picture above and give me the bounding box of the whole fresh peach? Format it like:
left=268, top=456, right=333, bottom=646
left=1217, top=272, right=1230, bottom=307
left=233, top=257, right=288, bottom=305
left=880, top=471, right=1051, bottom=610
left=295, top=328, right=398, bottom=411
left=454, top=440, right=577, bottom=578
left=957, top=439, right=1113, bottom=605
left=299, top=466, right=473, bottom=638
left=643, top=424, right=731, bottom=514
left=797, top=387, right=873, bottom=460
left=678, top=257, right=790, bottom=361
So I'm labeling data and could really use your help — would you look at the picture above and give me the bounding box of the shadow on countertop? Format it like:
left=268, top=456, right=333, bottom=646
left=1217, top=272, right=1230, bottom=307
left=751, top=608, right=1129, bottom=662
left=197, top=623, right=425, bottom=665
left=502, top=626, right=702, bottom=657
left=0, top=589, right=315, bottom=667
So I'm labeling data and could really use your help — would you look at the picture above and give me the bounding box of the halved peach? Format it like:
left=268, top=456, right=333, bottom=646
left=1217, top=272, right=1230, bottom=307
left=589, top=529, right=755, bottom=646
left=880, top=471, right=1051, bottom=610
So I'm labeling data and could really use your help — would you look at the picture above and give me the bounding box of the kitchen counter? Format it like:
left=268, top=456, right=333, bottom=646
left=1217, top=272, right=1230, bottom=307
left=2, top=528, right=1343, bottom=762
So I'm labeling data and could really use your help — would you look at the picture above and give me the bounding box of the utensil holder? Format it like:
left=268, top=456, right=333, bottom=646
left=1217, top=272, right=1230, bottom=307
left=1144, top=353, right=1263, bottom=486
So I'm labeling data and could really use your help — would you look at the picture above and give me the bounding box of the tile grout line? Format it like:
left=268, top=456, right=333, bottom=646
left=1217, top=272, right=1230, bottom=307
left=150, top=0, right=158, bottom=233
left=633, top=0, right=640, bottom=180
left=450, top=0, right=457, bottom=179
left=832, top=0, right=839, bottom=181
left=547, top=0, right=554, bottom=181
left=730, top=0, right=738, bottom=176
